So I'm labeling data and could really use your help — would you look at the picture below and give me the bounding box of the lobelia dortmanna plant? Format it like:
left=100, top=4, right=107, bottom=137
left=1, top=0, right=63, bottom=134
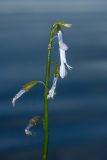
left=12, top=22, right=72, bottom=160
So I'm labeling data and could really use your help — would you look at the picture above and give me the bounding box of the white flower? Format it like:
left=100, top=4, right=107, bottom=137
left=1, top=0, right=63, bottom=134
left=58, top=30, right=72, bottom=79
left=47, top=77, right=58, bottom=99
left=12, top=89, right=25, bottom=107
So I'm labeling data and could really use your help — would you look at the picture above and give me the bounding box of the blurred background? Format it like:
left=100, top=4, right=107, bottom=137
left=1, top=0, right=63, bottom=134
left=0, top=0, right=107, bottom=159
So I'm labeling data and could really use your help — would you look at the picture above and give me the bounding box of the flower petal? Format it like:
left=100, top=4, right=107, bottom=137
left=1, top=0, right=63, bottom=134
left=61, top=51, right=72, bottom=70
left=66, top=63, right=72, bottom=70
left=58, top=31, right=68, bottom=51
left=59, top=48, right=72, bottom=73
left=12, top=89, right=25, bottom=107
left=60, top=63, right=67, bottom=78
left=59, top=41, right=68, bottom=51
left=58, top=30, right=63, bottom=42
left=25, top=124, right=33, bottom=136
left=59, top=48, right=66, bottom=63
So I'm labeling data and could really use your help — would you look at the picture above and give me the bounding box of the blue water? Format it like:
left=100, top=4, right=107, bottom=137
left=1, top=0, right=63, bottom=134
left=0, top=0, right=107, bottom=160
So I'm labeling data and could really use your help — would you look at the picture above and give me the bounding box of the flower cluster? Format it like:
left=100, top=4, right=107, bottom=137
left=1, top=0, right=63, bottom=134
left=47, top=23, right=72, bottom=99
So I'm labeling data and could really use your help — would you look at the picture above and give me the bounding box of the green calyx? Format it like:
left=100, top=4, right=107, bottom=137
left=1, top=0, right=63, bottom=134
left=53, top=21, right=72, bottom=31
left=29, top=116, right=41, bottom=126
left=23, top=81, right=38, bottom=92
left=54, top=64, right=59, bottom=78
left=23, top=80, right=46, bottom=92
left=50, top=22, right=72, bottom=37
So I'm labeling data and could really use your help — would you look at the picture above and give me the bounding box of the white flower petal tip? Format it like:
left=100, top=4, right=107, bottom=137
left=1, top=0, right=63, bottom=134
left=59, top=63, right=73, bottom=79
left=12, top=98, right=16, bottom=107
left=47, top=92, right=56, bottom=99
left=63, top=23, right=72, bottom=28
left=66, top=64, right=73, bottom=70
left=25, top=129, right=32, bottom=136
left=12, top=89, right=25, bottom=107
left=60, top=74, right=67, bottom=79
left=47, top=89, right=56, bottom=99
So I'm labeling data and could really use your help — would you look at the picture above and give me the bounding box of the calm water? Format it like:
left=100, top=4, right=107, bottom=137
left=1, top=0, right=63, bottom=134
left=0, top=0, right=107, bottom=160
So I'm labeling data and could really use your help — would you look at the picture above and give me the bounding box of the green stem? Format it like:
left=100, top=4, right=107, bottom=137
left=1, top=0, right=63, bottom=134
left=42, top=27, right=54, bottom=160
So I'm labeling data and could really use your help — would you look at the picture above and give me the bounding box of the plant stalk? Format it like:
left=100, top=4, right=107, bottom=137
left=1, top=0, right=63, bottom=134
left=42, top=26, right=54, bottom=160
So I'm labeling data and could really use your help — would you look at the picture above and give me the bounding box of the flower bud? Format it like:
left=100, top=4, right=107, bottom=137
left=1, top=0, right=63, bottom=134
left=57, top=22, right=72, bottom=28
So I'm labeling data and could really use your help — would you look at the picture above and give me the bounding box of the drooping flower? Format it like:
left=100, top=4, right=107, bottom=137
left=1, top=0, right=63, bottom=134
left=47, top=64, right=59, bottom=99
left=12, top=81, right=38, bottom=107
left=25, top=116, right=41, bottom=136
left=58, top=30, right=72, bottom=78
left=12, top=89, right=25, bottom=107
left=47, top=77, right=58, bottom=99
